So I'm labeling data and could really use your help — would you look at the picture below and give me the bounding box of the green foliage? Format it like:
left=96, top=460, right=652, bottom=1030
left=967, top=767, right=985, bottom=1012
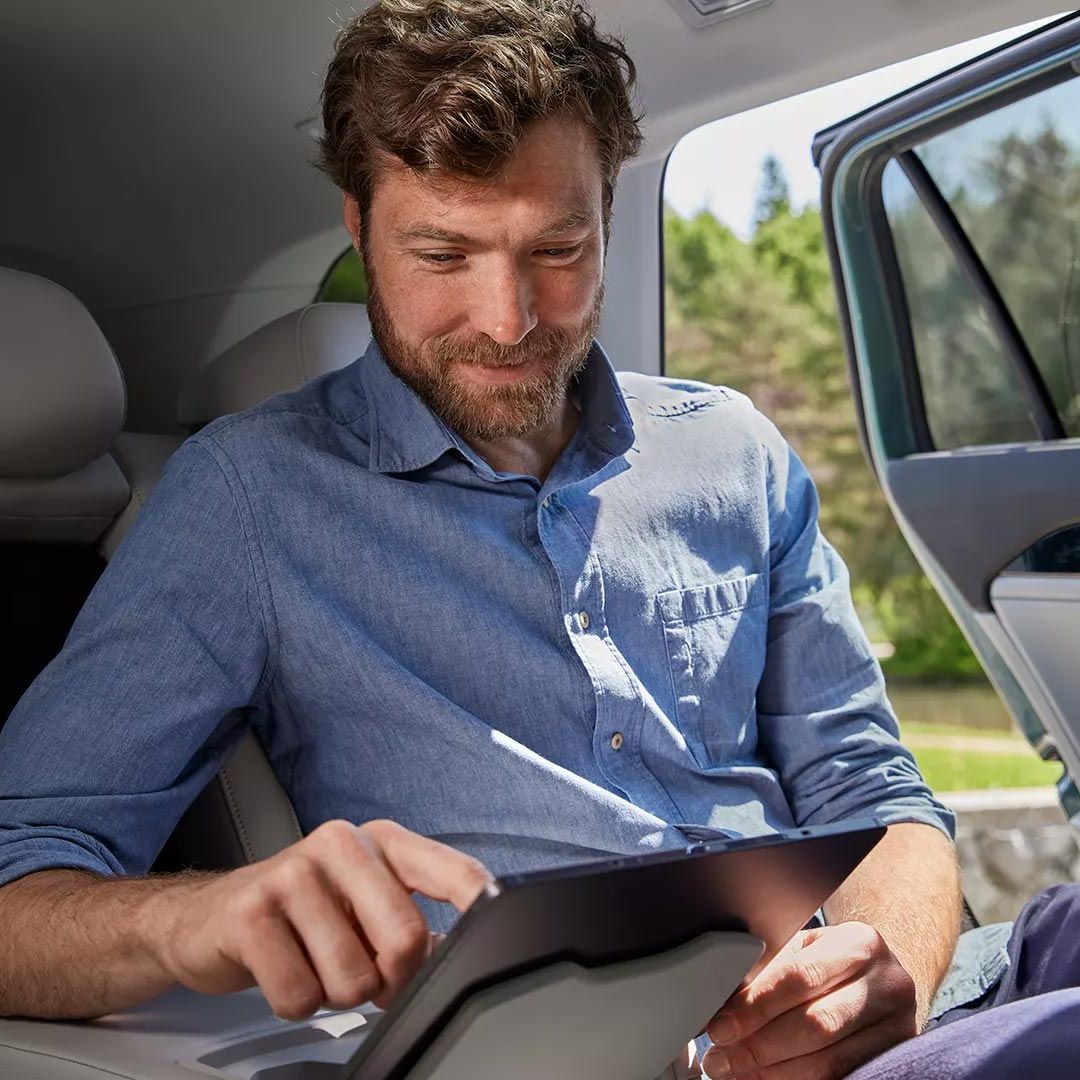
left=909, top=745, right=1062, bottom=793
left=869, top=575, right=984, bottom=681
left=664, top=164, right=978, bottom=679
left=317, top=247, right=368, bottom=304
left=754, top=154, right=791, bottom=228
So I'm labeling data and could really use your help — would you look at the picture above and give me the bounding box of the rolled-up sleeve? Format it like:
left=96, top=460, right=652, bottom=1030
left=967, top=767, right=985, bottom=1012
left=0, top=437, right=273, bottom=886
left=754, top=424, right=956, bottom=839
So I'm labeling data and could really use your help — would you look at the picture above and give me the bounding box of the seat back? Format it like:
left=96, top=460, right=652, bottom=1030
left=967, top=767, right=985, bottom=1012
left=159, top=302, right=373, bottom=870
left=0, top=268, right=141, bottom=723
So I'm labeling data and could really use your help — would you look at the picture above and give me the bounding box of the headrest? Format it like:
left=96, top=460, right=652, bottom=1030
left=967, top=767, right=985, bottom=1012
left=0, top=268, right=126, bottom=478
left=178, top=302, right=372, bottom=430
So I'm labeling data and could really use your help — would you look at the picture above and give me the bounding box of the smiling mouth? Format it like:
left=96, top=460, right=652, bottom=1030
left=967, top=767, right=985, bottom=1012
left=457, top=354, right=540, bottom=380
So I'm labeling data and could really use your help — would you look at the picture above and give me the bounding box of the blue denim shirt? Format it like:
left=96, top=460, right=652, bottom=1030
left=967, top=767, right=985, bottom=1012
left=0, top=339, right=957, bottom=937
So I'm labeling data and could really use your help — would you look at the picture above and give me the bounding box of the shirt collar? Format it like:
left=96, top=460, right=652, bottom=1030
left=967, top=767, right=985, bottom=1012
left=359, top=336, right=635, bottom=476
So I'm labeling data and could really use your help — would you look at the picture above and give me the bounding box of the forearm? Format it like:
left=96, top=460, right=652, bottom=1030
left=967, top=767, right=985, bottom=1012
left=0, top=867, right=218, bottom=1020
left=823, top=822, right=961, bottom=1028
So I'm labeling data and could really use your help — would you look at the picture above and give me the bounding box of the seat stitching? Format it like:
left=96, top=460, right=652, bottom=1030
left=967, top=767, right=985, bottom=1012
left=219, top=768, right=256, bottom=864
left=294, top=305, right=312, bottom=385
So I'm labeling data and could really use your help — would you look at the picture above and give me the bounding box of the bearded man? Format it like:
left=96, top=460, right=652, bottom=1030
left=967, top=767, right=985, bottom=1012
left=3, top=3, right=1080, bottom=1079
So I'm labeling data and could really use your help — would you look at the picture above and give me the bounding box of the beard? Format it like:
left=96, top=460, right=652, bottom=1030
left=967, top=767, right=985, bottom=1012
left=365, top=273, right=603, bottom=443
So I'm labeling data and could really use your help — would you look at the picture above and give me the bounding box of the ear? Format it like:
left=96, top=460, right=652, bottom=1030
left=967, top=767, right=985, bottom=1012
left=342, top=192, right=363, bottom=253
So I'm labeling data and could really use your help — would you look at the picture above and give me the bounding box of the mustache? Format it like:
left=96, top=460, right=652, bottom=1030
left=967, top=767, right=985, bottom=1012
left=426, top=325, right=577, bottom=368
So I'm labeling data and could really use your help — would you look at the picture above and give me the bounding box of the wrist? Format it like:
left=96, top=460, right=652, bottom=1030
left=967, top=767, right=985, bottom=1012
left=132, top=872, right=214, bottom=978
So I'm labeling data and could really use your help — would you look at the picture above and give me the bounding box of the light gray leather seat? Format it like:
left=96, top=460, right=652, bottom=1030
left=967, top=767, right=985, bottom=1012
left=178, top=301, right=373, bottom=432
left=0, top=266, right=180, bottom=552
left=161, top=301, right=373, bottom=869
left=0, top=266, right=184, bottom=732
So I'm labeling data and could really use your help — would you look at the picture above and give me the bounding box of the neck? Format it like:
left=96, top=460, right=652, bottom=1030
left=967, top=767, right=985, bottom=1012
left=462, top=390, right=581, bottom=484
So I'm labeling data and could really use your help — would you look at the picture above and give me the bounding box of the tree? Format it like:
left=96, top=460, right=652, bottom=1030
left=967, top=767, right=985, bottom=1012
left=664, top=155, right=977, bottom=679
left=753, top=154, right=791, bottom=227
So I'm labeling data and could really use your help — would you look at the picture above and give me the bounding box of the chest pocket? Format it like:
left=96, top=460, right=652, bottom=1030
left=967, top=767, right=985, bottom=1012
left=657, top=573, right=768, bottom=769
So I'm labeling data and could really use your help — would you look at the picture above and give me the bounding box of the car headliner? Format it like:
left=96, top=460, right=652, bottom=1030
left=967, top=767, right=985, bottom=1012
left=0, top=0, right=1065, bottom=430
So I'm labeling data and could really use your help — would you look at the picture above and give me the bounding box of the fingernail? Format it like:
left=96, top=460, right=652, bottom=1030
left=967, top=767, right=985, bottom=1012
left=709, top=1013, right=738, bottom=1045
left=703, top=1049, right=732, bottom=1078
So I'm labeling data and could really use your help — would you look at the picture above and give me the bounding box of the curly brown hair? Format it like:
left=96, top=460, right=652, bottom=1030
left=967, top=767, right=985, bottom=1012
left=316, top=0, right=644, bottom=235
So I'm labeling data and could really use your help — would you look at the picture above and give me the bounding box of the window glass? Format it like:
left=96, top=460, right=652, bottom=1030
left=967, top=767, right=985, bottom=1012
left=882, top=160, right=1039, bottom=448
left=911, top=73, right=1080, bottom=437
left=316, top=247, right=368, bottom=304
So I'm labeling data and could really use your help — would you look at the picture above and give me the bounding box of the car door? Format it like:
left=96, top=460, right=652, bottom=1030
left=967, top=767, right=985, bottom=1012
left=813, top=11, right=1080, bottom=821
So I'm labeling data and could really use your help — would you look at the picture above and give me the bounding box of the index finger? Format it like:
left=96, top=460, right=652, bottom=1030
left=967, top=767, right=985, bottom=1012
left=359, top=819, right=495, bottom=912
left=708, top=924, right=879, bottom=1045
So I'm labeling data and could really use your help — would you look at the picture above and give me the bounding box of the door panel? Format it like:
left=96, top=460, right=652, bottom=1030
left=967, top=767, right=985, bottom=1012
left=991, top=573, right=1080, bottom=775
left=815, top=12, right=1080, bottom=817
left=886, top=443, right=1080, bottom=611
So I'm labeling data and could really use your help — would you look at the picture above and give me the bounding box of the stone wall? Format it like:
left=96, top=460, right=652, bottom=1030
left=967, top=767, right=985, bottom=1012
left=944, top=788, right=1080, bottom=925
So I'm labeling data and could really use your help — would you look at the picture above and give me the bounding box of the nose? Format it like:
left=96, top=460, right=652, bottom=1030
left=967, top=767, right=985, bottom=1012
left=473, top=263, right=538, bottom=346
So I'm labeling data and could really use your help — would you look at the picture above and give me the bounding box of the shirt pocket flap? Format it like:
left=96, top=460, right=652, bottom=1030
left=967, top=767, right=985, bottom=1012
left=656, top=572, right=765, bottom=627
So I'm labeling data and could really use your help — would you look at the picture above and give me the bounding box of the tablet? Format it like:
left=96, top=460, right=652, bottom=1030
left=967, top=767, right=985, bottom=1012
left=332, top=817, right=886, bottom=1080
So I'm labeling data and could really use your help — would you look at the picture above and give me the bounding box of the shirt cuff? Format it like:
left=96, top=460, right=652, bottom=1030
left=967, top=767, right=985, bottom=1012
left=0, top=826, right=124, bottom=889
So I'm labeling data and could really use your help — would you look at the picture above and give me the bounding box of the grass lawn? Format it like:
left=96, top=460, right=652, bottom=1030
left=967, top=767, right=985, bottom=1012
left=908, top=745, right=1062, bottom=793
left=901, top=721, right=1020, bottom=740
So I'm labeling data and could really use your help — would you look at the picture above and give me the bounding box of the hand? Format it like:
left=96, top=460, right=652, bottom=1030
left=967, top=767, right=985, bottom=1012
left=140, top=819, right=492, bottom=1019
left=701, top=922, right=918, bottom=1080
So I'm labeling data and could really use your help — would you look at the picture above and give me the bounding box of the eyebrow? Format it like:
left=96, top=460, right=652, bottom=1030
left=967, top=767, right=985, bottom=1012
left=394, top=208, right=596, bottom=245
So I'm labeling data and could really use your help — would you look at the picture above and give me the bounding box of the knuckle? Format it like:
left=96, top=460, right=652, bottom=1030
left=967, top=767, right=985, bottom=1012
left=324, top=968, right=381, bottom=1010
left=384, top=913, right=430, bottom=958
left=805, top=1001, right=847, bottom=1040
left=853, top=922, right=889, bottom=962
left=224, top=883, right=271, bottom=925
left=795, top=957, right=829, bottom=995
left=311, top=818, right=359, bottom=850
left=273, top=982, right=323, bottom=1021
left=359, top=818, right=399, bottom=842
left=732, top=1036, right=766, bottom=1073
left=273, top=853, right=319, bottom=892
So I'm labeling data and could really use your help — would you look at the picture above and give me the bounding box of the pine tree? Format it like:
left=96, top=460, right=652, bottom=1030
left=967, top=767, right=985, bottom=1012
left=753, top=154, right=791, bottom=228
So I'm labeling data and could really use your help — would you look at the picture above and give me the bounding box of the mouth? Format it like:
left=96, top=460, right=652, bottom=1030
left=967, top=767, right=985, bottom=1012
left=458, top=354, right=543, bottom=384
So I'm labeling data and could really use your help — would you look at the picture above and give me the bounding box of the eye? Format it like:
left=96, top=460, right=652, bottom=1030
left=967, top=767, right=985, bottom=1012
left=538, top=245, right=582, bottom=259
left=415, top=252, right=461, bottom=265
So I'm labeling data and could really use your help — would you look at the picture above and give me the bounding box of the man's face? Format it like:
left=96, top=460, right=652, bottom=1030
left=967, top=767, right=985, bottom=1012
left=346, top=116, right=606, bottom=442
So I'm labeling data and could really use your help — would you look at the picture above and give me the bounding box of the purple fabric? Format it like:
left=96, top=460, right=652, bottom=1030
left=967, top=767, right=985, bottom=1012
left=849, top=883, right=1080, bottom=1079
left=848, top=988, right=1080, bottom=1079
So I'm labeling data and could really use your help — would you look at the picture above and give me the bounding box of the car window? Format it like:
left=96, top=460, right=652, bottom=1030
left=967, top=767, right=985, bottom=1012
left=882, top=161, right=1040, bottom=449
left=316, top=247, right=368, bottom=303
left=882, top=73, right=1080, bottom=446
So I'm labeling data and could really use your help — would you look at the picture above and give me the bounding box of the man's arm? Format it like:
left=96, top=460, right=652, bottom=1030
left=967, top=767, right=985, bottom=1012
left=823, top=822, right=962, bottom=1028
left=0, top=821, right=491, bottom=1020
left=0, top=868, right=211, bottom=1019
left=702, top=825, right=960, bottom=1079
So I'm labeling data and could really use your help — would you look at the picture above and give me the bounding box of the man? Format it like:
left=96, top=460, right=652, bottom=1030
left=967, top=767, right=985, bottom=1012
left=0, top=2, right=1077, bottom=1078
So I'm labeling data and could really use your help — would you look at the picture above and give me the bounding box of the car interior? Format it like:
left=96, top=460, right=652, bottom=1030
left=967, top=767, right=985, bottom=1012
left=2, top=0, right=1078, bottom=1076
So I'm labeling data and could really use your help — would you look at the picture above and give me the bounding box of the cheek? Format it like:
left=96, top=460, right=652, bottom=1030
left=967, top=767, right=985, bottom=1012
left=380, top=270, right=463, bottom=340
left=540, top=264, right=601, bottom=323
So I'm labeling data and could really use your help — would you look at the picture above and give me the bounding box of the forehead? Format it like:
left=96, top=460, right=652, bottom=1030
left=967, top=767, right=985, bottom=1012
left=373, top=116, right=603, bottom=238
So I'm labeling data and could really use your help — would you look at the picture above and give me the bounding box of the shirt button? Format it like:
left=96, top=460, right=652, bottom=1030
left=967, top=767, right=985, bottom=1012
left=610, top=732, right=624, bottom=751
left=578, top=610, right=590, bottom=631
left=542, top=497, right=551, bottom=509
